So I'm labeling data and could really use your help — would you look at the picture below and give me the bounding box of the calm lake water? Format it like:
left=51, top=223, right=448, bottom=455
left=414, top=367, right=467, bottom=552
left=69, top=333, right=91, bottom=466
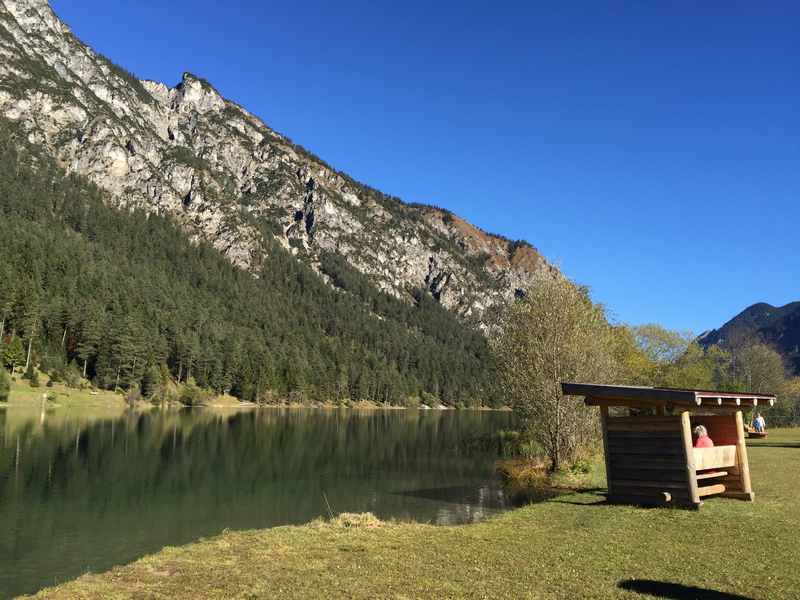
left=0, top=407, right=515, bottom=598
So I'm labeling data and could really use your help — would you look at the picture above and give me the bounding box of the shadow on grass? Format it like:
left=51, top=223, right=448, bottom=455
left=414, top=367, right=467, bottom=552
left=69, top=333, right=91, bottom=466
left=618, top=579, right=754, bottom=599
left=548, top=490, right=608, bottom=506
left=747, top=442, right=800, bottom=448
left=550, top=491, right=702, bottom=510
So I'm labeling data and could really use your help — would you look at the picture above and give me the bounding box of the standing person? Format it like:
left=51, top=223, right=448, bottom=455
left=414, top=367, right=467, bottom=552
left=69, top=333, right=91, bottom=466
left=754, top=413, right=766, bottom=433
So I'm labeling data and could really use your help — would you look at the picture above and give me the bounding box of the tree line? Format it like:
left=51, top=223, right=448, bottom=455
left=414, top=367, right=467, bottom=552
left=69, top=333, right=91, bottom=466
left=492, top=277, right=798, bottom=471
left=0, top=119, right=496, bottom=406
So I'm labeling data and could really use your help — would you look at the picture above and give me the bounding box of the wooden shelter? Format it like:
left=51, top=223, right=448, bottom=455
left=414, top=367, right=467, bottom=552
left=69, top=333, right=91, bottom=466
left=561, top=383, right=777, bottom=509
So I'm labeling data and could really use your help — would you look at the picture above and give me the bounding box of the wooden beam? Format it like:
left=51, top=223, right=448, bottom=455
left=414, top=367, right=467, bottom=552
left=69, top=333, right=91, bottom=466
left=563, top=383, right=698, bottom=405
left=609, top=456, right=687, bottom=470
left=698, top=483, right=726, bottom=497
left=680, top=411, right=701, bottom=505
left=562, top=383, right=776, bottom=409
left=611, top=469, right=687, bottom=483
left=611, top=480, right=689, bottom=490
left=606, top=416, right=681, bottom=430
left=734, top=410, right=754, bottom=499
left=600, top=405, right=613, bottom=498
left=696, top=470, right=728, bottom=480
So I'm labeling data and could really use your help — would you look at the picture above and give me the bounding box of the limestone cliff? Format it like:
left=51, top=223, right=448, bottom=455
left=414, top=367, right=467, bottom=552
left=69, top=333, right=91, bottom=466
left=0, top=0, right=559, bottom=320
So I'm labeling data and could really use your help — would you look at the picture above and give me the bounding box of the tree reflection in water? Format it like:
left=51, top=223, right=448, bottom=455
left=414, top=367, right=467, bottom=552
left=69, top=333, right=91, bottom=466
left=0, top=407, right=514, bottom=598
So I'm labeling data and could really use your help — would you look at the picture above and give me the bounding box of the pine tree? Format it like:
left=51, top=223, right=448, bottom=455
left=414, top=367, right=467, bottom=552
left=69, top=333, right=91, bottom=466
left=20, top=282, right=41, bottom=371
left=140, top=364, right=162, bottom=398
left=0, top=365, right=9, bottom=402
left=0, top=266, right=15, bottom=340
left=76, top=305, right=103, bottom=378
left=3, top=336, right=25, bottom=374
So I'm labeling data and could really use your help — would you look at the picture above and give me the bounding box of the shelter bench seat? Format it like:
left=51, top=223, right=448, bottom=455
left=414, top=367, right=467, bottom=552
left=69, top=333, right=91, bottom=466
left=693, top=445, right=736, bottom=471
left=561, top=382, right=773, bottom=509
left=693, top=445, right=737, bottom=498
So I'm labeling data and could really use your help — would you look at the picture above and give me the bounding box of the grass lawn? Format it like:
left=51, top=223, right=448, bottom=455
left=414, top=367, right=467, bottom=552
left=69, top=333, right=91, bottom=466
left=3, top=378, right=128, bottom=411
left=23, top=429, right=800, bottom=599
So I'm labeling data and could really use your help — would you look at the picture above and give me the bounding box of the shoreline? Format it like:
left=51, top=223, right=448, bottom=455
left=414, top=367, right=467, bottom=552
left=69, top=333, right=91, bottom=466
left=3, top=379, right=511, bottom=412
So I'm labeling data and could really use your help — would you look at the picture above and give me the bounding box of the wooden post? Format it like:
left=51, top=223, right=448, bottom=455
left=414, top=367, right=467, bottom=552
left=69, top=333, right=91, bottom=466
left=680, top=411, right=702, bottom=508
left=599, top=404, right=613, bottom=498
left=732, top=410, right=754, bottom=501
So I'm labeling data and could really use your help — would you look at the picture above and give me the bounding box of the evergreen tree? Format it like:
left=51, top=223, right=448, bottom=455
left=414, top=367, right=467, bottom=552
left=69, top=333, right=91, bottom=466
left=23, top=361, right=40, bottom=387
left=0, top=365, right=9, bottom=401
left=3, top=336, right=25, bottom=374
left=76, top=305, right=103, bottom=378
left=140, top=364, right=162, bottom=398
left=0, top=266, right=15, bottom=339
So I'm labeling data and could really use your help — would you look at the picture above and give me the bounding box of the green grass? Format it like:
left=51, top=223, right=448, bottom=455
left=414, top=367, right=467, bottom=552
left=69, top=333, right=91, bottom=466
left=23, top=429, right=800, bottom=599
left=4, top=378, right=128, bottom=411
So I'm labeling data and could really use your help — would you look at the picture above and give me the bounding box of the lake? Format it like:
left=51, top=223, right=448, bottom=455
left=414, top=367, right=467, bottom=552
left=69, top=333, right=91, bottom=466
left=0, top=407, right=515, bottom=598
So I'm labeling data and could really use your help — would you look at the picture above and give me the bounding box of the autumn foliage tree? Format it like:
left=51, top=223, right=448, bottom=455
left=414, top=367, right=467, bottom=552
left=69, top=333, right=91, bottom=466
left=492, top=277, right=617, bottom=471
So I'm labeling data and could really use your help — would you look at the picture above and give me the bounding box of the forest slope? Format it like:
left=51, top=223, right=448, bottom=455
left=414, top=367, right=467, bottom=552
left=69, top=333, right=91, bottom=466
left=0, top=119, right=496, bottom=405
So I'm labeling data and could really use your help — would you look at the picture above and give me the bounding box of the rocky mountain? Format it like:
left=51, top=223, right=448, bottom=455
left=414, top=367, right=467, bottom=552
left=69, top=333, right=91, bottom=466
left=0, top=0, right=558, bottom=321
left=698, top=302, right=800, bottom=372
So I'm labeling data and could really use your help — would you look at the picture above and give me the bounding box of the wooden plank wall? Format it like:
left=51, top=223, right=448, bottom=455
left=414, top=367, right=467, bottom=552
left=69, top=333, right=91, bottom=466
left=605, top=415, right=691, bottom=505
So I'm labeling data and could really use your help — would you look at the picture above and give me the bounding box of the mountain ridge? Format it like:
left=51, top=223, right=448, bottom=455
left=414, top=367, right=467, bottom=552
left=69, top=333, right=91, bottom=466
left=0, top=118, right=498, bottom=405
left=0, top=0, right=558, bottom=321
left=698, top=301, right=800, bottom=372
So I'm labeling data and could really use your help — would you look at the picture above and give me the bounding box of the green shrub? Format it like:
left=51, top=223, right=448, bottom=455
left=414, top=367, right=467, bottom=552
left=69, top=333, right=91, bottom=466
left=60, top=360, right=82, bottom=388
left=567, top=459, right=592, bottom=475
left=403, top=395, right=421, bottom=408
left=180, top=380, right=210, bottom=406
left=22, top=361, right=35, bottom=381
left=22, top=362, right=41, bottom=387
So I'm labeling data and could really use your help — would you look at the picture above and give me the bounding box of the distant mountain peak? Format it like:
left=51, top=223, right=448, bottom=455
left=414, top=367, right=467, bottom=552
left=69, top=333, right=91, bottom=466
left=699, top=301, right=800, bottom=372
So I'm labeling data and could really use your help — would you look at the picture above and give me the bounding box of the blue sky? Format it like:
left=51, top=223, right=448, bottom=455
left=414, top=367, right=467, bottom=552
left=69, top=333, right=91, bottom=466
left=50, top=1, right=799, bottom=334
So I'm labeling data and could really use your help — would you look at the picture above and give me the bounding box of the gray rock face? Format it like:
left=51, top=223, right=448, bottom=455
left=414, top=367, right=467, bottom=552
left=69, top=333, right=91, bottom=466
left=0, top=0, right=559, bottom=320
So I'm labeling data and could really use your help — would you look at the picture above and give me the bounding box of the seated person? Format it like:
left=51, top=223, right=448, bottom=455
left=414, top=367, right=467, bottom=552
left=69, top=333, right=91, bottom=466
left=693, top=425, right=714, bottom=448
